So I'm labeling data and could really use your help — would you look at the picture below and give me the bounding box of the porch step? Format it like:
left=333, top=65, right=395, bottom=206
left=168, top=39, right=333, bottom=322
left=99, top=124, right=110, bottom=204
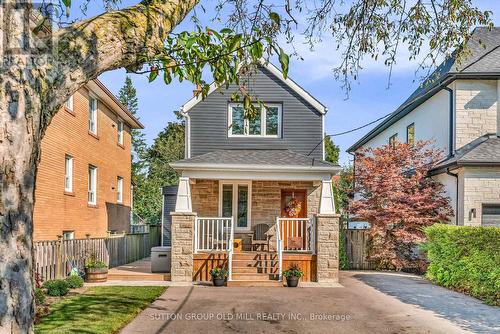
left=232, top=259, right=278, bottom=268
left=232, top=266, right=278, bottom=274
left=232, top=273, right=278, bottom=280
left=227, top=280, right=283, bottom=287
left=232, top=252, right=278, bottom=260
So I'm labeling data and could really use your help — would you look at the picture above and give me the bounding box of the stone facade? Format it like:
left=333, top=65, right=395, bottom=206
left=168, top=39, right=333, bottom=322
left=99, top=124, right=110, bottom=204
left=461, top=167, right=500, bottom=226
left=170, top=212, right=196, bottom=282
left=190, top=179, right=322, bottom=223
left=315, top=214, right=340, bottom=284
left=455, top=80, right=498, bottom=149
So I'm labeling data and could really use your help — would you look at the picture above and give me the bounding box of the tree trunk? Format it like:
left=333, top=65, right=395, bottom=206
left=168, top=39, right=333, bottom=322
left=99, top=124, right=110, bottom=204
left=0, top=0, right=198, bottom=331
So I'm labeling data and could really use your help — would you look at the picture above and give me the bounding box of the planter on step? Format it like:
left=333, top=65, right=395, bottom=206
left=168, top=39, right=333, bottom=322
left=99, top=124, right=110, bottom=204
left=212, top=277, right=225, bottom=287
left=85, top=267, right=108, bottom=283
left=285, top=276, right=299, bottom=287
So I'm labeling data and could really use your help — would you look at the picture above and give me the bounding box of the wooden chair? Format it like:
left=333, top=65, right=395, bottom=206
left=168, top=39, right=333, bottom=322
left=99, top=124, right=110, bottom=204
left=251, top=223, right=271, bottom=251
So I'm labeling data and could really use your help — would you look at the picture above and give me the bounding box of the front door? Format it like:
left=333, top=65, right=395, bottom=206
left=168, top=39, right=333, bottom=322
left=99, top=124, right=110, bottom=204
left=280, top=190, right=307, bottom=249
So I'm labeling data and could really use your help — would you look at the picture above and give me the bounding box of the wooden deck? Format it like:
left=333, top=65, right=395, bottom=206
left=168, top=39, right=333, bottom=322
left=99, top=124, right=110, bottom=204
left=108, top=258, right=171, bottom=281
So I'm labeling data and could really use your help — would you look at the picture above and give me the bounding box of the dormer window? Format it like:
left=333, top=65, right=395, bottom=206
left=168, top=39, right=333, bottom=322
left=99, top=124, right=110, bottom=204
left=228, top=103, right=281, bottom=138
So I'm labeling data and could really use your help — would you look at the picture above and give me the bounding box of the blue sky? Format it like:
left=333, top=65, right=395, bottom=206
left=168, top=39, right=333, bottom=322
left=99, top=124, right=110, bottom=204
left=77, top=0, right=500, bottom=165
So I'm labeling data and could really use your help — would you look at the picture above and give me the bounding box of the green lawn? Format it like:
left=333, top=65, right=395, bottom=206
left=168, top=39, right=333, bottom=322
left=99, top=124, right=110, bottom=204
left=35, top=286, right=166, bottom=334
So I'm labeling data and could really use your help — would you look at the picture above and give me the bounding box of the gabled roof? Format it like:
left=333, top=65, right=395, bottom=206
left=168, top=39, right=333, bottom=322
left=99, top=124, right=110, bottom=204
left=430, top=134, right=500, bottom=174
left=170, top=149, right=339, bottom=172
left=181, top=61, right=328, bottom=114
left=348, top=27, right=500, bottom=152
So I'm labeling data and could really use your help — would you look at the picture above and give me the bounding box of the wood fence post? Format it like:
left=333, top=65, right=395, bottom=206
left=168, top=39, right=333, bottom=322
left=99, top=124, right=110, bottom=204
left=55, top=235, right=63, bottom=279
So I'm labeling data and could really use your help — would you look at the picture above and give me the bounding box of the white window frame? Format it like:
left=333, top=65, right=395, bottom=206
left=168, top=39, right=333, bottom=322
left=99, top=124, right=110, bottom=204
left=64, top=155, right=73, bottom=192
left=117, top=119, right=124, bottom=145
left=62, top=231, right=74, bottom=240
left=218, top=180, right=252, bottom=232
left=117, top=176, right=123, bottom=203
left=64, top=95, right=74, bottom=112
left=88, top=165, right=97, bottom=205
left=227, top=103, right=281, bottom=138
left=88, top=96, right=98, bottom=135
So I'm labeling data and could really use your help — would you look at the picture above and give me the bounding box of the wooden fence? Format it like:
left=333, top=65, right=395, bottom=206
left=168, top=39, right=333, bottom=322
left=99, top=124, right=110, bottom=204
left=34, top=225, right=161, bottom=281
left=344, top=229, right=375, bottom=270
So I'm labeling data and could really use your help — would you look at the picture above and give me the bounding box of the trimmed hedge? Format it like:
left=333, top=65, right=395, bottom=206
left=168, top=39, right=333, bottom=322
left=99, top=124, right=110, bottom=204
left=422, top=224, right=500, bottom=305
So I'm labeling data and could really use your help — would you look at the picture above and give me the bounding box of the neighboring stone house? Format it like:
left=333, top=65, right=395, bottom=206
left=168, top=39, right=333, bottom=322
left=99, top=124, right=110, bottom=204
left=165, top=62, right=340, bottom=285
left=348, top=27, right=500, bottom=227
left=33, top=79, right=143, bottom=241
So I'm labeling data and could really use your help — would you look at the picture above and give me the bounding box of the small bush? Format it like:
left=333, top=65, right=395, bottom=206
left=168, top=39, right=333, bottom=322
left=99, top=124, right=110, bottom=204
left=65, top=275, right=84, bottom=289
left=422, top=224, right=500, bottom=305
left=43, top=279, right=70, bottom=297
left=34, top=288, right=46, bottom=305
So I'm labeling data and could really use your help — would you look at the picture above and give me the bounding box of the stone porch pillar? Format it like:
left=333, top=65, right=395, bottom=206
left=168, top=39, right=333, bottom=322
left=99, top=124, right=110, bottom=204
left=315, top=213, right=340, bottom=284
left=170, top=212, right=196, bottom=282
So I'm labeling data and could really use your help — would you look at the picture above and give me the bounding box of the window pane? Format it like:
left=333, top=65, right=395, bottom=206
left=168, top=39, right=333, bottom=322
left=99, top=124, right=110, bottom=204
left=248, top=111, right=261, bottom=135
left=222, top=185, right=233, bottom=217
left=266, top=107, right=279, bottom=135
left=231, top=107, right=245, bottom=135
left=237, top=185, right=248, bottom=228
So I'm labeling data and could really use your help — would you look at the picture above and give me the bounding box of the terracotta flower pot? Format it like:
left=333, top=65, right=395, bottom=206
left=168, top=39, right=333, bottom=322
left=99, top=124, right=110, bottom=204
left=286, top=276, right=299, bottom=287
left=85, top=267, right=108, bottom=283
left=212, top=278, right=225, bottom=287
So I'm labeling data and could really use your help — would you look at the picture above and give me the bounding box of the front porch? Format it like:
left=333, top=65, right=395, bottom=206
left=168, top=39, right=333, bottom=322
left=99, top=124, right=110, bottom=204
left=169, top=176, right=340, bottom=286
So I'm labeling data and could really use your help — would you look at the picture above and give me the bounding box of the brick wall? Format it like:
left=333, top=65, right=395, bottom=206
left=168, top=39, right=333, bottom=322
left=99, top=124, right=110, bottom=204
left=462, top=167, right=500, bottom=226
left=33, top=86, right=133, bottom=240
left=189, top=179, right=321, bottom=223
left=455, top=80, right=498, bottom=149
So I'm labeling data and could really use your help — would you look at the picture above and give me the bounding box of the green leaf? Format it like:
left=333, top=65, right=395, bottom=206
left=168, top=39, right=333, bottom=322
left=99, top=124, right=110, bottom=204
left=269, top=12, right=280, bottom=26
left=163, top=68, right=172, bottom=84
left=279, top=48, right=289, bottom=79
left=186, top=37, right=196, bottom=49
left=62, top=0, right=71, bottom=8
left=148, top=67, right=158, bottom=82
left=220, top=28, right=233, bottom=34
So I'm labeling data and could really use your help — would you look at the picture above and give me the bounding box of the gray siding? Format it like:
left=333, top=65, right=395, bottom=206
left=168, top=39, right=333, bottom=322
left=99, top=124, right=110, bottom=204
left=188, top=66, right=324, bottom=159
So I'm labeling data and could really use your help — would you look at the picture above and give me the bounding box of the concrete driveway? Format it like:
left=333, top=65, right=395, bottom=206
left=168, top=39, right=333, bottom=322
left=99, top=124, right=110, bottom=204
left=120, top=271, right=499, bottom=334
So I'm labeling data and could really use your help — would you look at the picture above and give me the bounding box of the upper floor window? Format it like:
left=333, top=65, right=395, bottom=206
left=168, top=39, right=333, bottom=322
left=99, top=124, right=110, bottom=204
left=88, top=165, right=97, bottom=205
left=117, top=176, right=123, bottom=203
left=406, top=123, right=415, bottom=147
left=228, top=103, right=281, bottom=137
left=62, top=231, right=74, bottom=240
left=64, top=155, right=73, bottom=192
left=117, top=119, right=124, bottom=145
left=88, top=97, right=97, bottom=134
left=389, top=133, right=398, bottom=148
left=64, top=95, right=74, bottom=112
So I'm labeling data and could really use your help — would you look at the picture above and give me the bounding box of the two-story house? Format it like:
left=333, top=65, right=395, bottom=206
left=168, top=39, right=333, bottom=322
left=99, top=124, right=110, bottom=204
left=33, top=79, right=143, bottom=241
left=165, top=61, right=340, bottom=286
left=348, top=27, right=500, bottom=228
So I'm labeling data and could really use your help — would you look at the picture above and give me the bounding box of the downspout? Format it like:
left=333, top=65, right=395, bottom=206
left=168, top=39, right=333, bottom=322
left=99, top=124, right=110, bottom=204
left=446, top=168, right=459, bottom=225
left=442, top=85, right=454, bottom=157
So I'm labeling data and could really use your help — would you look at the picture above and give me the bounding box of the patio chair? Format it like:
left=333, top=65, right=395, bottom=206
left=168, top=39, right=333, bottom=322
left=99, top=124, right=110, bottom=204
left=251, top=223, right=271, bottom=251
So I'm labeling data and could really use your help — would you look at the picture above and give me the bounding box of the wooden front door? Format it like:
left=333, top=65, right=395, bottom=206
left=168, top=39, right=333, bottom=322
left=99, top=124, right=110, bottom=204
left=281, top=190, right=307, bottom=218
left=280, top=190, right=307, bottom=250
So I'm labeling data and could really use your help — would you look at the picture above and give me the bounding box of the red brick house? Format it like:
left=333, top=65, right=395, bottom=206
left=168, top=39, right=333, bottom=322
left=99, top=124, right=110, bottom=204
left=33, top=79, right=143, bottom=241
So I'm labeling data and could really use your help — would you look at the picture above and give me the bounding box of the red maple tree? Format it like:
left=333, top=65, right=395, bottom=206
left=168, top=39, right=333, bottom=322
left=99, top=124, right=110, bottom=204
left=351, top=140, right=453, bottom=271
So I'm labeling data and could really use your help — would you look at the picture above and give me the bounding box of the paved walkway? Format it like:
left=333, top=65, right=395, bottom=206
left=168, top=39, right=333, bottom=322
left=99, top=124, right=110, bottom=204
left=119, top=271, right=499, bottom=334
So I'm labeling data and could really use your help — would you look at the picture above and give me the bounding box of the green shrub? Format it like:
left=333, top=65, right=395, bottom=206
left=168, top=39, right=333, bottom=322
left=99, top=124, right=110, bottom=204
left=422, top=224, right=500, bottom=305
left=339, top=227, right=350, bottom=270
left=42, top=279, right=70, bottom=297
left=65, top=275, right=84, bottom=289
left=34, top=288, right=46, bottom=305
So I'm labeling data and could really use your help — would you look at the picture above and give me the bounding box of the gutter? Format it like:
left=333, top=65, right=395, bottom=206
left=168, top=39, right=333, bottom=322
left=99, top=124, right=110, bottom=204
left=169, top=163, right=340, bottom=173
left=446, top=168, right=459, bottom=225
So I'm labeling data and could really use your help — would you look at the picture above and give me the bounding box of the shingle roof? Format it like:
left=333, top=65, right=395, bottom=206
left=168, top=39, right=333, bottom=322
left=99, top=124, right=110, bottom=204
left=170, top=149, right=338, bottom=171
left=431, top=134, right=500, bottom=173
left=348, top=27, right=500, bottom=152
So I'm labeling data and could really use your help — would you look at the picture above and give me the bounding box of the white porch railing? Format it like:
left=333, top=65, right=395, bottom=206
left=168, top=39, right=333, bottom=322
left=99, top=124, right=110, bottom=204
left=194, top=217, right=233, bottom=252
left=276, top=217, right=315, bottom=253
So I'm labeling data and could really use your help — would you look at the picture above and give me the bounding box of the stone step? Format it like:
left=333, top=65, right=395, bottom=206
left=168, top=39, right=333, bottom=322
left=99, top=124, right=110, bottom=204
left=227, top=280, right=283, bottom=287
left=232, top=252, right=278, bottom=260
left=231, top=259, right=278, bottom=269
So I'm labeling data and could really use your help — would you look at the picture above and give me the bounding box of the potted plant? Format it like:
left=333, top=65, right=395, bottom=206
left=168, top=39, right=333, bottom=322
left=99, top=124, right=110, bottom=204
left=209, top=267, right=227, bottom=287
left=84, top=253, right=108, bottom=283
left=283, top=263, right=303, bottom=287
